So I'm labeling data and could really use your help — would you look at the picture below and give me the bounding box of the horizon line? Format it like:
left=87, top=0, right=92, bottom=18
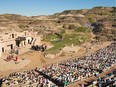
left=0, top=6, right=115, bottom=17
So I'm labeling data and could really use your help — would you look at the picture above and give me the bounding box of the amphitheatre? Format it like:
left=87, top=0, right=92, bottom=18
left=0, top=29, right=115, bottom=87
left=0, top=6, right=116, bottom=87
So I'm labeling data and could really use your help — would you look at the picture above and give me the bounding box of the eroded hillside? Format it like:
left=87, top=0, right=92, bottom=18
left=0, top=6, right=115, bottom=41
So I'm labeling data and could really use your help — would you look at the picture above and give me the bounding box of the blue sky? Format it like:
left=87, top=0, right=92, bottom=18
left=0, top=0, right=115, bottom=16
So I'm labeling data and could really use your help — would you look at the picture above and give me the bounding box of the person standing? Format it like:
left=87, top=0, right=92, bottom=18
left=0, top=79, right=2, bottom=87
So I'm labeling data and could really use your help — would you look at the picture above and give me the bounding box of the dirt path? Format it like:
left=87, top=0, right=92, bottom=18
left=0, top=51, right=47, bottom=78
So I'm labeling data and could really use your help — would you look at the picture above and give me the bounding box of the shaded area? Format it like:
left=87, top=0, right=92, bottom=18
left=35, top=69, right=64, bottom=87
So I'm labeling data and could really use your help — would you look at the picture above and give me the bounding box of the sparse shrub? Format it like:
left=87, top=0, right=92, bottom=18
left=68, top=24, right=77, bottom=30
left=88, top=17, right=95, bottom=24
left=75, top=27, right=90, bottom=33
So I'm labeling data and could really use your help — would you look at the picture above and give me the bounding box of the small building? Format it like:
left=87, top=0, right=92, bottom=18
left=0, top=30, right=40, bottom=57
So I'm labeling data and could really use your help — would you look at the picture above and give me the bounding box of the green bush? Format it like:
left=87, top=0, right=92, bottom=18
left=75, top=27, right=90, bottom=33
left=60, top=29, right=66, bottom=34
left=68, top=24, right=77, bottom=30
left=88, top=17, right=95, bottom=24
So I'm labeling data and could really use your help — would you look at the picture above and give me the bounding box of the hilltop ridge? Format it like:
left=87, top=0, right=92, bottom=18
left=0, top=6, right=115, bottom=41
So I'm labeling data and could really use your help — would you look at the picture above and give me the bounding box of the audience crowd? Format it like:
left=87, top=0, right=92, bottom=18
left=84, top=70, right=116, bottom=87
left=97, top=70, right=116, bottom=87
left=1, top=42, right=116, bottom=87
left=2, top=69, right=57, bottom=87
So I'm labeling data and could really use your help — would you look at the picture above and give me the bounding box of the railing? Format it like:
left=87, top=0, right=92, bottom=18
left=15, top=37, right=26, bottom=41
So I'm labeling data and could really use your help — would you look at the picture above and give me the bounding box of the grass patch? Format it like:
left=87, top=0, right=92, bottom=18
left=44, top=33, right=89, bottom=54
left=75, top=27, right=91, bottom=33
left=43, top=34, right=60, bottom=42
left=45, top=42, right=64, bottom=54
